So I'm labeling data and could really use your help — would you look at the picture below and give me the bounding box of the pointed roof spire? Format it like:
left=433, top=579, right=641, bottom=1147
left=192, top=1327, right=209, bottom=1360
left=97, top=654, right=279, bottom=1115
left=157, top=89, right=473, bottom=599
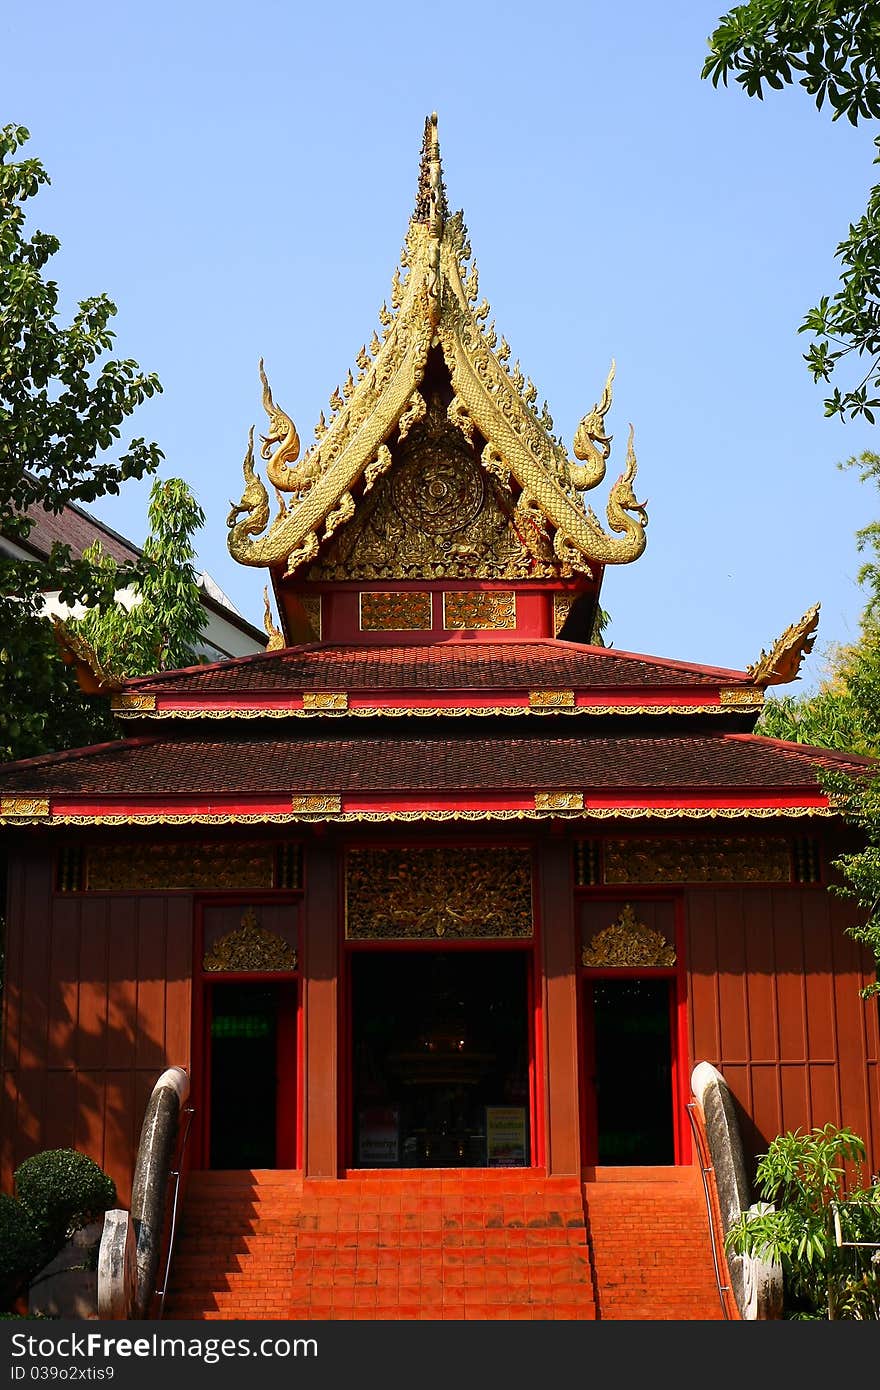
left=414, top=111, right=447, bottom=226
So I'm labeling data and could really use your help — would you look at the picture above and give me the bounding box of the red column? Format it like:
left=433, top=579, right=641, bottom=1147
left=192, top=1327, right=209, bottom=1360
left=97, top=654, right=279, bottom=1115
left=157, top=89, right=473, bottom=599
left=539, top=837, right=581, bottom=1174
left=302, top=841, right=339, bottom=1176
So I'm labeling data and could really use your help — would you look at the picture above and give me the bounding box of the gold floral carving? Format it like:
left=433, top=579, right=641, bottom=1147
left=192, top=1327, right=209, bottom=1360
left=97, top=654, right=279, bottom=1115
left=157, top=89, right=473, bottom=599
left=302, top=691, right=348, bottom=710
left=581, top=904, right=676, bottom=968
left=534, top=790, right=584, bottom=810
left=0, top=796, right=50, bottom=818
left=747, top=604, right=820, bottom=687
left=345, top=846, right=533, bottom=940
left=310, top=399, right=536, bottom=582
left=553, top=594, right=577, bottom=637
left=290, top=794, right=342, bottom=813
left=226, top=115, right=647, bottom=579
left=529, top=690, right=576, bottom=709
left=86, top=842, right=276, bottom=891
left=359, top=591, right=432, bottom=631
left=299, top=595, right=322, bottom=640
left=110, top=693, right=158, bottom=712
left=443, top=592, right=516, bottom=630
left=203, top=908, right=298, bottom=972
left=719, top=688, right=764, bottom=707
left=602, top=837, right=792, bottom=884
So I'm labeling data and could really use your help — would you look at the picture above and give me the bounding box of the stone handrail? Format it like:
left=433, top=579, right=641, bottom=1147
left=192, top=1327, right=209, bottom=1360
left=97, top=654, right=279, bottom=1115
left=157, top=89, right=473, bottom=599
left=97, top=1066, right=189, bottom=1319
left=690, top=1062, right=783, bottom=1320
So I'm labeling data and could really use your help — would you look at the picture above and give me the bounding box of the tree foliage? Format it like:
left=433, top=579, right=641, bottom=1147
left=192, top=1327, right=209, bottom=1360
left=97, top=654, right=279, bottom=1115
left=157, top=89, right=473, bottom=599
left=758, top=452, right=880, bottom=993
left=725, top=1124, right=880, bottom=1319
left=0, top=122, right=163, bottom=762
left=703, top=2, right=880, bottom=421
left=74, top=477, right=208, bottom=678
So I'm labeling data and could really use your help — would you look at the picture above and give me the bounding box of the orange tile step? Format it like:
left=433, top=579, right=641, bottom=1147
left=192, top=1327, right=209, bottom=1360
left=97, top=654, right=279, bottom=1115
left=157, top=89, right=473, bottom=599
left=163, top=1170, right=597, bottom=1321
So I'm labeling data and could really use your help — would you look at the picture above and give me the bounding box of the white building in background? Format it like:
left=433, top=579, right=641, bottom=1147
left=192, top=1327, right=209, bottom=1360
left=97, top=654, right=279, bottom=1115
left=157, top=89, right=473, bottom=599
left=2, top=498, right=267, bottom=661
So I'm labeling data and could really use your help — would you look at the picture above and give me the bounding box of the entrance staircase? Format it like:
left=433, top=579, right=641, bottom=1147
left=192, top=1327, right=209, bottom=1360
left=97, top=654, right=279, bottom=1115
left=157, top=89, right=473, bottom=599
left=162, top=1167, right=724, bottom=1320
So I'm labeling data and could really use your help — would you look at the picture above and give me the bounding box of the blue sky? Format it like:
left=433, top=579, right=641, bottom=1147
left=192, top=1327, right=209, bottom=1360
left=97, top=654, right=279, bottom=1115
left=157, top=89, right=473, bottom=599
left=3, top=0, right=878, bottom=689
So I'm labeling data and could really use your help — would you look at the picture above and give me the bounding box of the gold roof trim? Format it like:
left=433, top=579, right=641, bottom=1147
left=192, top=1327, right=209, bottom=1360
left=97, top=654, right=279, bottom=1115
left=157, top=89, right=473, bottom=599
left=747, top=603, right=820, bottom=687
left=9, top=805, right=837, bottom=828
left=227, top=114, right=648, bottom=578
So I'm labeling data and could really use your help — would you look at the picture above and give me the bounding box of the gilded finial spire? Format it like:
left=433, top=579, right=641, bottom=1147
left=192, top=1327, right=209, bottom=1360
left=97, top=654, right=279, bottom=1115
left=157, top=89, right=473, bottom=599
left=414, top=111, right=447, bottom=225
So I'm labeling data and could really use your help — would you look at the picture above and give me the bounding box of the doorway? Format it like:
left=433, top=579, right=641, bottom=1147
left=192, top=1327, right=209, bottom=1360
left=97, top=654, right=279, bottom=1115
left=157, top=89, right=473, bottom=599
left=349, top=950, right=532, bottom=1168
left=207, top=980, right=297, bottom=1169
left=584, top=977, right=675, bottom=1165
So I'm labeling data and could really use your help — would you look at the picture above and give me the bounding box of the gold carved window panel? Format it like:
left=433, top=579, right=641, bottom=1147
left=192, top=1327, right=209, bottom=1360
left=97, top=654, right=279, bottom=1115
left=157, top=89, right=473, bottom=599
left=602, top=836, right=793, bottom=884
left=442, top=592, right=516, bottom=631
left=359, top=591, right=433, bottom=631
left=86, top=842, right=280, bottom=892
left=346, top=846, right=533, bottom=941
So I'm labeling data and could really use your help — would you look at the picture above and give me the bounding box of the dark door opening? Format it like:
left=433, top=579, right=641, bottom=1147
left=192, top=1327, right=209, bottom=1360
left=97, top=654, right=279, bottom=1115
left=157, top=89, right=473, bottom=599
left=586, top=978, right=675, bottom=1165
left=350, top=950, right=531, bottom=1168
left=208, top=981, right=297, bottom=1169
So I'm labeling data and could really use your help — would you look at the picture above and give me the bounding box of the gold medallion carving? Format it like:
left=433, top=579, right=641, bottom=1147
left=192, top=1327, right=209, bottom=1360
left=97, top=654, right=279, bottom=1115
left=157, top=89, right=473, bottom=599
left=0, top=797, right=50, bottom=818
left=203, top=908, right=298, bottom=972
left=603, top=836, right=792, bottom=884
left=360, top=591, right=432, bottom=631
left=529, top=690, right=576, bottom=709
left=719, top=688, right=764, bottom=707
left=291, top=794, right=342, bottom=813
left=581, top=904, right=676, bottom=968
left=86, top=842, right=276, bottom=891
left=443, top=592, right=516, bottom=630
left=346, top=846, right=533, bottom=940
left=109, top=693, right=158, bottom=712
left=534, top=790, right=583, bottom=810
left=302, top=691, right=348, bottom=710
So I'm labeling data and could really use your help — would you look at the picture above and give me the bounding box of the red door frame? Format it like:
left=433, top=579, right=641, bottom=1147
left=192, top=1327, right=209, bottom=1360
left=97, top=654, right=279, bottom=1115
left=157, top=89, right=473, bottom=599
left=576, top=890, right=690, bottom=1167
left=191, top=893, right=303, bottom=1170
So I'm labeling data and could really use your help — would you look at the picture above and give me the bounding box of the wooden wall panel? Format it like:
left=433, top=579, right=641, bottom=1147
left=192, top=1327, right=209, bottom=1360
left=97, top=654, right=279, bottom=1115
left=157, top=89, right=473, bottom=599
left=1, top=847, right=195, bottom=1203
left=686, top=882, right=880, bottom=1176
left=744, top=888, right=776, bottom=1060
left=686, top=891, right=720, bottom=1064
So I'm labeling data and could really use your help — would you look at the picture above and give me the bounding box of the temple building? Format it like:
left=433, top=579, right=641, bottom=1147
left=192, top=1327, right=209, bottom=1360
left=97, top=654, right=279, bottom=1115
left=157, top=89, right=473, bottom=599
left=1, top=117, right=877, bottom=1321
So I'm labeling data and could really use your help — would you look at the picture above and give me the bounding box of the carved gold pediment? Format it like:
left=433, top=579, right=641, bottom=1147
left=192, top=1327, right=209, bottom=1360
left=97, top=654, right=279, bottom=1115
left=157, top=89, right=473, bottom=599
left=346, top=846, right=533, bottom=940
left=227, top=114, right=647, bottom=581
left=203, top=909, right=297, bottom=972
left=581, top=904, right=676, bottom=968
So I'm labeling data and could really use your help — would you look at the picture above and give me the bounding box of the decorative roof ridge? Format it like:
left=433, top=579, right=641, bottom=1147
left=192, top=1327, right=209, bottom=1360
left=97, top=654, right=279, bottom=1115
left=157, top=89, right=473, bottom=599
left=226, top=114, right=649, bottom=582
left=725, top=731, right=876, bottom=768
left=0, top=734, right=159, bottom=777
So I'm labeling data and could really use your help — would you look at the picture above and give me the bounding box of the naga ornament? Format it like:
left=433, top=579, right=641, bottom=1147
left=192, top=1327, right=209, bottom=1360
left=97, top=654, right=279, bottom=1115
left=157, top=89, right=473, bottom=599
left=747, top=604, right=820, bottom=687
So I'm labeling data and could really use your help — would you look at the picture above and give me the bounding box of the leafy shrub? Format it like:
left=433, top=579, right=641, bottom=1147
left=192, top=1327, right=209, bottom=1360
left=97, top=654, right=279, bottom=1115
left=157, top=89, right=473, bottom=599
left=14, top=1150, right=116, bottom=1254
left=0, top=1194, right=43, bottom=1304
left=726, top=1124, right=880, bottom=1319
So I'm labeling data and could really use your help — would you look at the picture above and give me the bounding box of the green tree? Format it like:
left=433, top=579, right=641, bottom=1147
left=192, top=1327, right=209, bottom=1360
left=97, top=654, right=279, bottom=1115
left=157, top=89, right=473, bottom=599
left=0, top=122, right=163, bottom=762
left=703, top=2, right=880, bottom=421
left=758, top=451, right=880, bottom=992
left=74, top=477, right=208, bottom=678
left=725, top=1123, right=880, bottom=1318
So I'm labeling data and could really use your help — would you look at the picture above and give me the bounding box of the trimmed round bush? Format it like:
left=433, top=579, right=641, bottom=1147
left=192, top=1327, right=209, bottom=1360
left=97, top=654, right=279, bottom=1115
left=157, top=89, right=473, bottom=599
left=0, top=1193, right=43, bottom=1303
left=14, top=1149, right=116, bottom=1253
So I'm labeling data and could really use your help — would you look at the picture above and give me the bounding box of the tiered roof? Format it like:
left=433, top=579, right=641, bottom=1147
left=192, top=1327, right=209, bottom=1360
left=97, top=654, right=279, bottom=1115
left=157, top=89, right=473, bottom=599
left=0, top=120, right=857, bottom=830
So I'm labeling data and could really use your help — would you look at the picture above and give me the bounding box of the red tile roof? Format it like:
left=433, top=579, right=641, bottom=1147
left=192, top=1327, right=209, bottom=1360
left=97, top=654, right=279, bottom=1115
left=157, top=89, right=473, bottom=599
left=0, top=732, right=867, bottom=797
left=125, top=640, right=754, bottom=694
left=16, top=500, right=141, bottom=567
